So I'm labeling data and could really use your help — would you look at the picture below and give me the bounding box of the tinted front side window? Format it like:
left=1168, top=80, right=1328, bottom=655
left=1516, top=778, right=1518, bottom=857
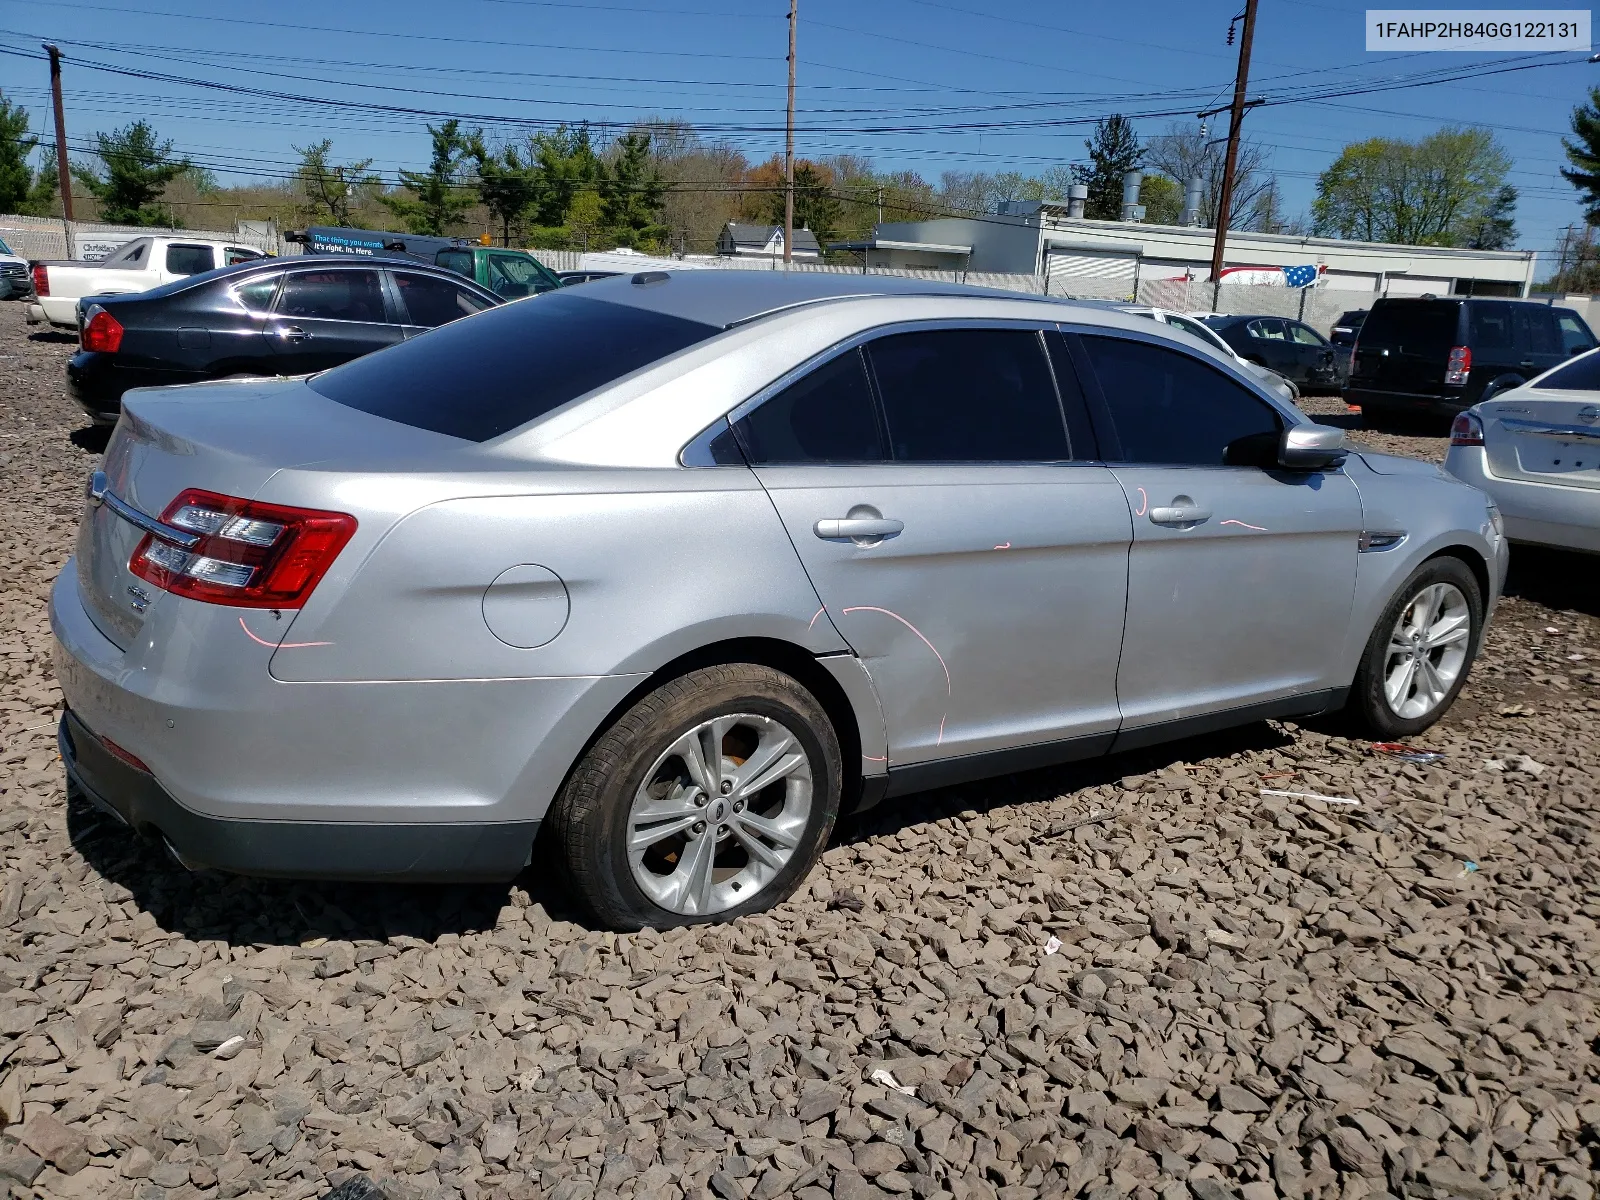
left=736, top=350, right=884, bottom=464
left=1289, top=322, right=1325, bottom=347
left=276, top=270, right=387, bottom=322
left=1080, top=334, right=1282, bottom=467
left=310, top=293, right=719, bottom=442
left=166, top=244, right=215, bottom=275
left=867, top=329, right=1068, bottom=463
left=1557, top=311, right=1596, bottom=354
left=393, top=271, right=493, bottom=328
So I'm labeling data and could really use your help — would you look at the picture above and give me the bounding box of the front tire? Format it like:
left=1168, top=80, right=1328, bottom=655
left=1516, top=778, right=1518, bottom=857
left=549, top=663, right=843, bottom=930
left=1346, top=557, right=1483, bottom=738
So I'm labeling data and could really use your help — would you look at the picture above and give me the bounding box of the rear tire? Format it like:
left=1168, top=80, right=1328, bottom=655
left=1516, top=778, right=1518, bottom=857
left=1345, top=557, right=1483, bottom=738
left=549, top=663, right=842, bottom=930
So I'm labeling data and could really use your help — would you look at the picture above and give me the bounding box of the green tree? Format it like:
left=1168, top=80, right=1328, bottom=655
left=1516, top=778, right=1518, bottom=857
left=1460, top=184, right=1518, bottom=250
left=1083, top=115, right=1142, bottom=220
left=1561, top=86, right=1600, bottom=224
left=70, top=120, right=190, bottom=225
left=1312, top=128, right=1512, bottom=246
left=598, top=131, right=667, bottom=247
left=1139, top=174, right=1184, bottom=224
left=380, top=121, right=479, bottom=236
left=527, top=125, right=601, bottom=228
left=0, top=94, right=39, bottom=213
left=762, top=161, right=841, bottom=245
left=473, top=142, right=537, bottom=246
left=293, top=140, right=380, bottom=226
left=23, top=149, right=58, bottom=217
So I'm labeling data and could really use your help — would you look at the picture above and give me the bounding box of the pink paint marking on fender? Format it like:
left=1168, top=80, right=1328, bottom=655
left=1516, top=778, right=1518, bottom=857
left=1134, top=488, right=1148, bottom=517
left=1220, top=519, right=1268, bottom=531
left=993, top=542, right=1011, bottom=550
left=862, top=754, right=888, bottom=762
left=937, top=715, right=947, bottom=746
left=808, top=606, right=826, bottom=630
left=238, top=616, right=332, bottom=650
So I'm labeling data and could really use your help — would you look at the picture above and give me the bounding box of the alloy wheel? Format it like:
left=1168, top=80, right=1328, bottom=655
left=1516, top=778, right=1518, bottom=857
left=626, top=713, right=813, bottom=917
left=1382, top=582, right=1472, bottom=720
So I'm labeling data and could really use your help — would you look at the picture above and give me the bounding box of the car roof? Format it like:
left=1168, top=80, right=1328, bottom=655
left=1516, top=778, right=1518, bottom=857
left=570, top=268, right=1072, bottom=328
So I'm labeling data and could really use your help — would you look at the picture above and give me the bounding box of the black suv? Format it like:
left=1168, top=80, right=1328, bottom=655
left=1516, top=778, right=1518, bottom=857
left=1346, top=296, right=1598, bottom=419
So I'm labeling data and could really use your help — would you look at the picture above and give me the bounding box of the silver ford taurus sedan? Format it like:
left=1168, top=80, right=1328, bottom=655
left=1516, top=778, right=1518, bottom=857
left=53, top=272, right=1508, bottom=929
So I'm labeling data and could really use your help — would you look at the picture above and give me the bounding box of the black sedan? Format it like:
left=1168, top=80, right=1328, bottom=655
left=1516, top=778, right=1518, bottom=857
left=1201, top=314, right=1345, bottom=393
left=67, top=256, right=501, bottom=424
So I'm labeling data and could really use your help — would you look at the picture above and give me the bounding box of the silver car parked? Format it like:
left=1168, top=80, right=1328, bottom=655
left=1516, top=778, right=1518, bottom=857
left=1444, top=348, right=1600, bottom=555
left=53, top=272, right=1509, bottom=929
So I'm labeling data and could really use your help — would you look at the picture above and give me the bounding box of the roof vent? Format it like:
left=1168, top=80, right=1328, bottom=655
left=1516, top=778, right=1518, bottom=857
left=632, top=271, right=671, bottom=286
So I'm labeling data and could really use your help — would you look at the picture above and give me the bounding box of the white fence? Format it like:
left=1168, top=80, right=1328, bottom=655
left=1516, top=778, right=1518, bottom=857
left=0, top=213, right=281, bottom=262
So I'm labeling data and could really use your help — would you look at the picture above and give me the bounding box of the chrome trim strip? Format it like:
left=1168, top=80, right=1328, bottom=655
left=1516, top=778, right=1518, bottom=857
left=86, top=470, right=201, bottom=550
left=1499, top=418, right=1600, bottom=442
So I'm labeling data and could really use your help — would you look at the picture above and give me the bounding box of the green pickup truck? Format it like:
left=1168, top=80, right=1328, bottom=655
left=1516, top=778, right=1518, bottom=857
left=286, top=227, right=564, bottom=300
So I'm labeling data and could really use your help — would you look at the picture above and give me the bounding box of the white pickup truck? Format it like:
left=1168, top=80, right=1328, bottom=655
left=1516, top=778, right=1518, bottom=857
left=26, top=235, right=269, bottom=330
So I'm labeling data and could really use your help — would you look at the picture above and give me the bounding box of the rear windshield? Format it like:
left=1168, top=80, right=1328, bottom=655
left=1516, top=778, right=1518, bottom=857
left=309, top=292, right=720, bottom=441
left=1532, top=348, right=1600, bottom=391
left=1359, top=300, right=1459, bottom=353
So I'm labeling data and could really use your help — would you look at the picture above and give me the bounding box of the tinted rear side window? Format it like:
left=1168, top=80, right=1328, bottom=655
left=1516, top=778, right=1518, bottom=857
left=309, top=293, right=719, bottom=442
left=1359, top=300, right=1460, bottom=353
left=1532, top=349, right=1600, bottom=391
left=736, top=349, right=885, bottom=463
left=867, top=328, right=1068, bottom=462
left=1468, top=301, right=1513, bottom=351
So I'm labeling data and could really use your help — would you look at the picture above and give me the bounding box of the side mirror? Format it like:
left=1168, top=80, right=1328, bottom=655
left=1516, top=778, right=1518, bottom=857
left=1279, top=425, right=1348, bottom=471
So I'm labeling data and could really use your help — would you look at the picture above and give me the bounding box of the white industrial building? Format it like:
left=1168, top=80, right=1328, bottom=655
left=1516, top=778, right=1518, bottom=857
left=840, top=202, right=1537, bottom=311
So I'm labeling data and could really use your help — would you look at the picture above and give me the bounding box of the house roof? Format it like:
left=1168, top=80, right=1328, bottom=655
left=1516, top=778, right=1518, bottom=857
left=721, top=222, right=822, bottom=252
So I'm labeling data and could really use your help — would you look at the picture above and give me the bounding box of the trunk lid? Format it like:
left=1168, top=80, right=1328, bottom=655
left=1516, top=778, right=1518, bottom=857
left=1481, top=390, right=1600, bottom=491
left=74, top=377, right=471, bottom=648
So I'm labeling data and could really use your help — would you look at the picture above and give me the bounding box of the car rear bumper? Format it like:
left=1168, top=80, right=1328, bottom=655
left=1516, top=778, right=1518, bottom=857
left=1444, top=445, right=1600, bottom=555
left=1346, top=387, right=1466, bottom=417
left=49, top=562, right=641, bottom=880
left=60, top=709, right=538, bottom=881
left=67, top=353, right=209, bottom=423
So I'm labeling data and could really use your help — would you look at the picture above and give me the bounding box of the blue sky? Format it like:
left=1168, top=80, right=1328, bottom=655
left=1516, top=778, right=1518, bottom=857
left=2, top=0, right=1595, bottom=273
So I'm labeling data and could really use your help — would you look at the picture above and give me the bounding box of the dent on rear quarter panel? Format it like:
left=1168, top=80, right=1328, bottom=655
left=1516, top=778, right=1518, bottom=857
left=270, top=472, right=848, bottom=683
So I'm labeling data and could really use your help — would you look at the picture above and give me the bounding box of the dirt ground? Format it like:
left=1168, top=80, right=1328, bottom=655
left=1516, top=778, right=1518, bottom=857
left=0, top=301, right=1596, bottom=1200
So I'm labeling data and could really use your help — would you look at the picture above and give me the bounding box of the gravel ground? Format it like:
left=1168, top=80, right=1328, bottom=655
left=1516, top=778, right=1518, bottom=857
left=1, top=301, right=1598, bottom=1200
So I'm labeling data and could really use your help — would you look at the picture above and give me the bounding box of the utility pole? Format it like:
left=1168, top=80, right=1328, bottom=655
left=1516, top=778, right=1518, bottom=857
left=43, top=44, right=74, bottom=222
left=784, top=0, right=797, bottom=265
left=1208, top=0, right=1257, bottom=310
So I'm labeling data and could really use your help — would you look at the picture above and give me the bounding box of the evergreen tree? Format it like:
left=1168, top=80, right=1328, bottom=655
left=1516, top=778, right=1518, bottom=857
left=70, top=120, right=190, bottom=225
left=1460, top=184, right=1518, bottom=250
left=598, top=132, right=667, bottom=247
left=1083, top=115, right=1142, bottom=220
left=763, top=161, right=841, bottom=245
left=473, top=142, right=538, bottom=246
left=0, top=94, right=39, bottom=213
left=380, top=121, right=478, bottom=236
left=293, top=140, right=380, bottom=226
left=527, top=125, right=601, bottom=228
left=1563, top=86, right=1600, bottom=224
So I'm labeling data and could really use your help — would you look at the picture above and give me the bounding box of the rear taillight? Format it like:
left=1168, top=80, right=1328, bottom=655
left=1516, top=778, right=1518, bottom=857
left=101, top=735, right=152, bottom=774
left=31, top=264, right=48, bottom=296
left=1445, top=345, right=1471, bottom=386
left=129, top=489, right=357, bottom=608
left=1450, top=411, right=1485, bottom=446
left=81, top=306, right=124, bottom=353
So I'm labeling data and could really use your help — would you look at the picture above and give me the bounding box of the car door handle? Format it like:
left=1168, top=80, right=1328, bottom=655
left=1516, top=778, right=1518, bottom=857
left=1149, top=504, right=1212, bottom=526
left=274, top=326, right=312, bottom=343
left=814, top=516, right=904, bottom=541
left=1518, top=360, right=1535, bottom=369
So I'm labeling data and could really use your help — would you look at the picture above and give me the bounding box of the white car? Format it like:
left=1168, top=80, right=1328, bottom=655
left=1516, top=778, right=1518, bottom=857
left=1103, top=303, right=1299, bottom=404
left=1445, top=351, right=1600, bottom=555
left=26, top=235, right=268, bottom=330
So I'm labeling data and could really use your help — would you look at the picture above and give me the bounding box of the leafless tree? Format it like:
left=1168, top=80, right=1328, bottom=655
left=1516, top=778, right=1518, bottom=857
left=1144, top=122, right=1279, bottom=231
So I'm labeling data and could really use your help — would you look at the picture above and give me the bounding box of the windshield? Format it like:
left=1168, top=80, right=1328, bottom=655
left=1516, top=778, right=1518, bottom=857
left=310, top=292, right=720, bottom=441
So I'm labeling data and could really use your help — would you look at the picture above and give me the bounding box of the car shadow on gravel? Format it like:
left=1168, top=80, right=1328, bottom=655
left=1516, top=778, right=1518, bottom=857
left=69, top=425, right=111, bottom=453
left=28, top=328, right=77, bottom=344
left=1505, top=544, right=1600, bottom=618
left=838, top=720, right=1296, bottom=846
left=65, top=791, right=590, bottom=946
